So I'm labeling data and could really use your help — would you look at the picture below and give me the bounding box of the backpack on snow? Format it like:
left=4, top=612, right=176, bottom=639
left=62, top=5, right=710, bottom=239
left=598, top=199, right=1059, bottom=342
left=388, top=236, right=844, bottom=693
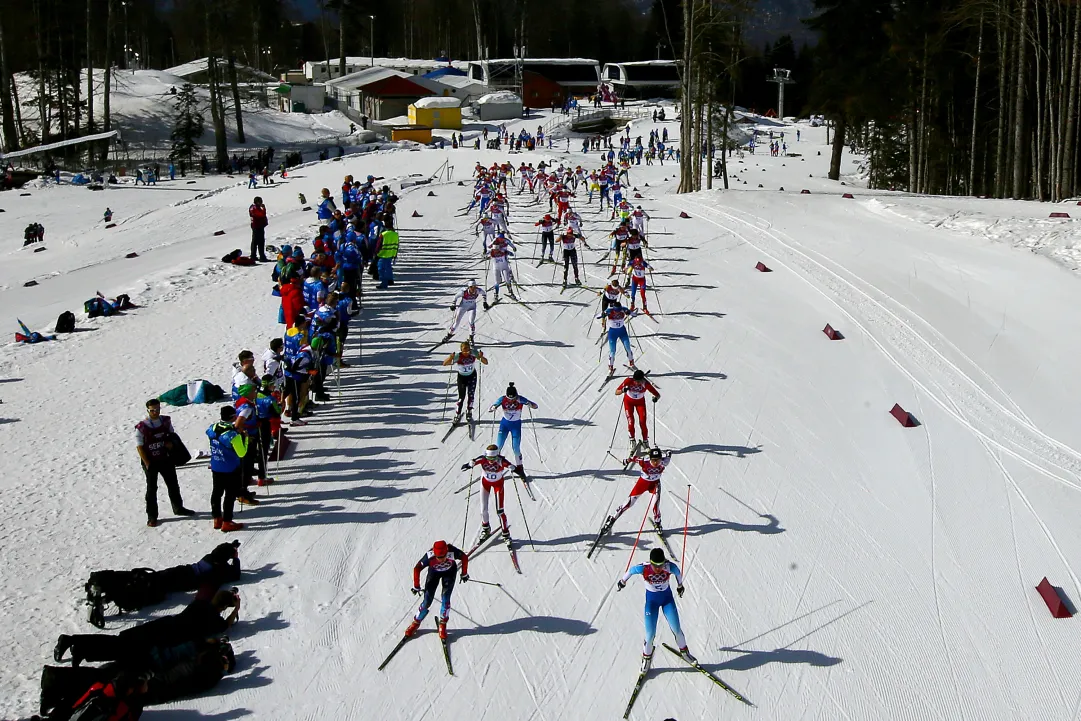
left=55, top=311, right=76, bottom=333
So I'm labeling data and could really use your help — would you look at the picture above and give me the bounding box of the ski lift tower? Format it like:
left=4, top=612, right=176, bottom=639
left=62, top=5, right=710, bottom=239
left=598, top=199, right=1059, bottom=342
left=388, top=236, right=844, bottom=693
left=768, top=68, right=795, bottom=119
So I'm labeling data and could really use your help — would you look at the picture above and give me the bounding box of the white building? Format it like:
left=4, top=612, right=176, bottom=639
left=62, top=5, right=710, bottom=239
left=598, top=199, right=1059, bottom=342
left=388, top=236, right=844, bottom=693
left=602, top=61, right=681, bottom=96
left=304, top=57, right=469, bottom=83
left=467, top=58, right=601, bottom=93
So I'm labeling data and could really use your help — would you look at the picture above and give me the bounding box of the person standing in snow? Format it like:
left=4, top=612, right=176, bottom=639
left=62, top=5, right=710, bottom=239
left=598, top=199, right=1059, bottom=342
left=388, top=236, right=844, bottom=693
left=598, top=301, right=638, bottom=373
left=374, top=218, right=399, bottom=289
left=136, top=399, right=194, bottom=528
left=207, top=406, right=251, bottom=532
left=249, top=196, right=269, bottom=262
left=617, top=546, right=694, bottom=672
left=461, top=444, right=516, bottom=544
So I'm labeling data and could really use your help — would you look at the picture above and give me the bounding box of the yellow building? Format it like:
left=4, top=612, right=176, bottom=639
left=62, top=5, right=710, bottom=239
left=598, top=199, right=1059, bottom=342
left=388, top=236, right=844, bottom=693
left=408, top=97, right=462, bottom=130
left=390, top=125, right=433, bottom=143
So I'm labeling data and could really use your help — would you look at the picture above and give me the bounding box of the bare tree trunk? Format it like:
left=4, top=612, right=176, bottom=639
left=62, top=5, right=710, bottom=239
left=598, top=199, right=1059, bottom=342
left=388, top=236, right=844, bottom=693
left=87, top=0, right=94, bottom=134
left=908, top=67, right=917, bottom=192
left=337, top=7, right=345, bottom=78
left=472, top=0, right=483, bottom=60
left=318, top=0, right=330, bottom=63
left=1063, top=0, right=1081, bottom=198
left=678, top=0, right=693, bottom=193
left=1012, top=0, right=1029, bottom=198
left=101, top=0, right=112, bottom=166
left=34, top=0, right=49, bottom=142
left=706, top=75, right=713, bottom=191
left=0, top=9, right=19, bottom=151
left=994, top=11, right=1008, bottom=197
left=970, top=12, right=984, bottom=195
left=228, top=54, right=245, bottom=143
left=829, top=116, right=846, bottom=181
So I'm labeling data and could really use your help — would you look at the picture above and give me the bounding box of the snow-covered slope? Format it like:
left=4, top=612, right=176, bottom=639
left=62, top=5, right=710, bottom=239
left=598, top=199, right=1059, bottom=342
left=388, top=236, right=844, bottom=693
left=1, top=112, right=1080, bottom=720
left=6, top=69, right=355, bottom=152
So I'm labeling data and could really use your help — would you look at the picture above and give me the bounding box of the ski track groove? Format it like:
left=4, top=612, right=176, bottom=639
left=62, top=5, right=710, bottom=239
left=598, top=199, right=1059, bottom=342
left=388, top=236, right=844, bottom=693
left=677, top=196, right=1081, bottom=494
left=918, top=394, right=969, bottom=721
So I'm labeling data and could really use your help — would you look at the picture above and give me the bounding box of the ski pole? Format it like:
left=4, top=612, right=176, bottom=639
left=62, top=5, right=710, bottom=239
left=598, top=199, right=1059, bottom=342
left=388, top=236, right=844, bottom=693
left=606, top=403, right=623, bottom=452
left=624, top=493, right=653, bottom=573
left=511, top=476, right=536, bottom=550
left=466, top=578, right=503, bottom=588
left=648, top=269, right=663, bottom=315
left=441, top=369, right=454, bottom=422
left=527, top=406, right=542, bottom=458
left=461, top=464, right=475, bottom=548
left=489, top=407, right=498, bottom=444
left=681, top=484, right=691, bottom=572
left=652, top=399, right=658, bottom=445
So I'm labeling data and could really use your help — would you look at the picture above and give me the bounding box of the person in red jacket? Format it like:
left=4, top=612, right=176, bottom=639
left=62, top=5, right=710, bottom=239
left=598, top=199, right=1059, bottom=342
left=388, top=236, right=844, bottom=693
left=68, top=671, right=148, bottom=720
left=280, top=279, right=304, bottom=330
left=248, top=196, right=269, bottom=262
left=615, top=369, right=660, bottom=454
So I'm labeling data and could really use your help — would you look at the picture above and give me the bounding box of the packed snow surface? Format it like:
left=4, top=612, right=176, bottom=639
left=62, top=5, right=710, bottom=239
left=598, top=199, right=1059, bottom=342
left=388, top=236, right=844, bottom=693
left=1, top=110, right=1080, bottom=721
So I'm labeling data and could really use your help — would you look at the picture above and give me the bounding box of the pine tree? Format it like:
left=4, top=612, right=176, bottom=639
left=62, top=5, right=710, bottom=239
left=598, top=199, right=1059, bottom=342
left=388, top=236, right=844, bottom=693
left=169, top=82, right=204, bottom=168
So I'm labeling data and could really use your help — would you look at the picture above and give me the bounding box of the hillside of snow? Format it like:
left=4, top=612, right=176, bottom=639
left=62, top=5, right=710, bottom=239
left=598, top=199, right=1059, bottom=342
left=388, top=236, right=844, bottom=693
left=5, top=69, right=355, bottom=155
left=1, top=109, right=1080, bottom=720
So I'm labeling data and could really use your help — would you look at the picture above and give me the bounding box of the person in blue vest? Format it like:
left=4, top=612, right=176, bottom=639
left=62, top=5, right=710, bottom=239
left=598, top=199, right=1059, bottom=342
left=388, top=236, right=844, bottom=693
left=207, top=406, right=250, bottom=532
left=316, top=188, right=338, bottom=220
left=254, top=377, right=281, bottom=485
left=284, top=338, right=315, bottom=424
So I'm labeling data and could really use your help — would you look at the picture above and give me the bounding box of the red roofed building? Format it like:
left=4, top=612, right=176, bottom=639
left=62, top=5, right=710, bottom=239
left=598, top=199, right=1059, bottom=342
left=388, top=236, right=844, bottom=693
left=324, top=67, right=435, bottom=121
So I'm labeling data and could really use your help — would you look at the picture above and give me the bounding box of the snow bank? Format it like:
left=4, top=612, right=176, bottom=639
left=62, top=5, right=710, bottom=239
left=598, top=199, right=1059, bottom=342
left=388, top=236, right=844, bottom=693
left=477, top=91, right=522, bottom=105
left=412, top=96, right=461, bottom=109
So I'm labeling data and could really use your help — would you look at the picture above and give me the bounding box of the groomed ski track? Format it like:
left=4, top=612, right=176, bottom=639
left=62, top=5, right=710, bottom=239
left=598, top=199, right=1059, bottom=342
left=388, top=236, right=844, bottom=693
left=2, top=120, right=1081, bottom=720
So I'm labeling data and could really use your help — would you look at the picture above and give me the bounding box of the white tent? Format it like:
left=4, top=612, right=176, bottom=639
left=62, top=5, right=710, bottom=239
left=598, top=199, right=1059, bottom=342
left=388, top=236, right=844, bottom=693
left=476, top=91, right=523, bottom=121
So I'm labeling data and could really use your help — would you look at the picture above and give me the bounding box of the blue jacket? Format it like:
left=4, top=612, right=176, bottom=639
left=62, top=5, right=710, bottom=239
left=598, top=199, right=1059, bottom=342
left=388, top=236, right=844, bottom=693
left=336, top=242, right=361, bottom=271
left=317, top=197, right=337, bottom=220
left=207, top=422, right=246, bottom=472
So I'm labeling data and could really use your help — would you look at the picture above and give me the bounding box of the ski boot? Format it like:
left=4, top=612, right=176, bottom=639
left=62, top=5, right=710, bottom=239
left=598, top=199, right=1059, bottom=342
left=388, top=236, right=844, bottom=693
left=608, top=364, right=616, bottom=375
left=641, top=651, right=654, bottom=673
left=574, top=276, right=581, bottom=286
left=679, top=646, right=697, bottom=663
left=501, top=525, right=513, bottom=547
left=453, top=405, right=463, bottom=424
left=404, top=618, right=421, bottom=637
left=466, top=408, right=474, bottom=422
left=437, top=617, right=448, bottom=640
left=513, top=464, right=526, bottom=479
left=477, top=522, right=492, bottom=543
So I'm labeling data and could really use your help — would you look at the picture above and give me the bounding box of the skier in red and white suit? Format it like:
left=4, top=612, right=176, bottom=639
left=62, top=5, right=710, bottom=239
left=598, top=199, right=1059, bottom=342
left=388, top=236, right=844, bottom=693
left=461, top=444, right=515, bottom=541
left=615, top=369, right=660, bottom=453
left=606, top=447, right=673, bottom=528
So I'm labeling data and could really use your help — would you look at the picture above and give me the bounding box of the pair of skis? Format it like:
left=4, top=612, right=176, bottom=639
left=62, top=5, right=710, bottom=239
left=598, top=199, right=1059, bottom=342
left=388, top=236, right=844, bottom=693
left=466, top=525, right=522, bottom=574
left=623, top=645, right=750, bottom=717
left=377, top=627, right=453, bottom=675
left=440, top=414, right=475, bottom=443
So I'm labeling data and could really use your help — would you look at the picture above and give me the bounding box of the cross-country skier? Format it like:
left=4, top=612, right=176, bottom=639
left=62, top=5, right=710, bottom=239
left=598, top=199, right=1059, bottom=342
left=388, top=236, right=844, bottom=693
left=617, top=546, right=694, bottom=671
left=449, top=280, right=489, bottom=340
left=406, top=540, right=469, bottom=640
left=630, top=205, right=650, bottom=235
left=488, top=236, right=517, bottom=300
left=625, top=228, right=647, bottom=265
left=461, top=444, right=515, bottom=543
left=599, top=277, right=627, bottom=332
left=559, top=226, right=590, bottom=287
left=535, top=214, right=557, bottom=263
left=488, top=382, right=538, bottom=476
left=603, top=446, right=672, bottom=535
left=442, top=342, right=488, bottom=421
left=626, top=256, right=654, bottom=313
left=615, top=369, right=660, bottom=455
left=598, top=301, right=638, bottom=373
left=475, top=214, right=497, bottom=253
